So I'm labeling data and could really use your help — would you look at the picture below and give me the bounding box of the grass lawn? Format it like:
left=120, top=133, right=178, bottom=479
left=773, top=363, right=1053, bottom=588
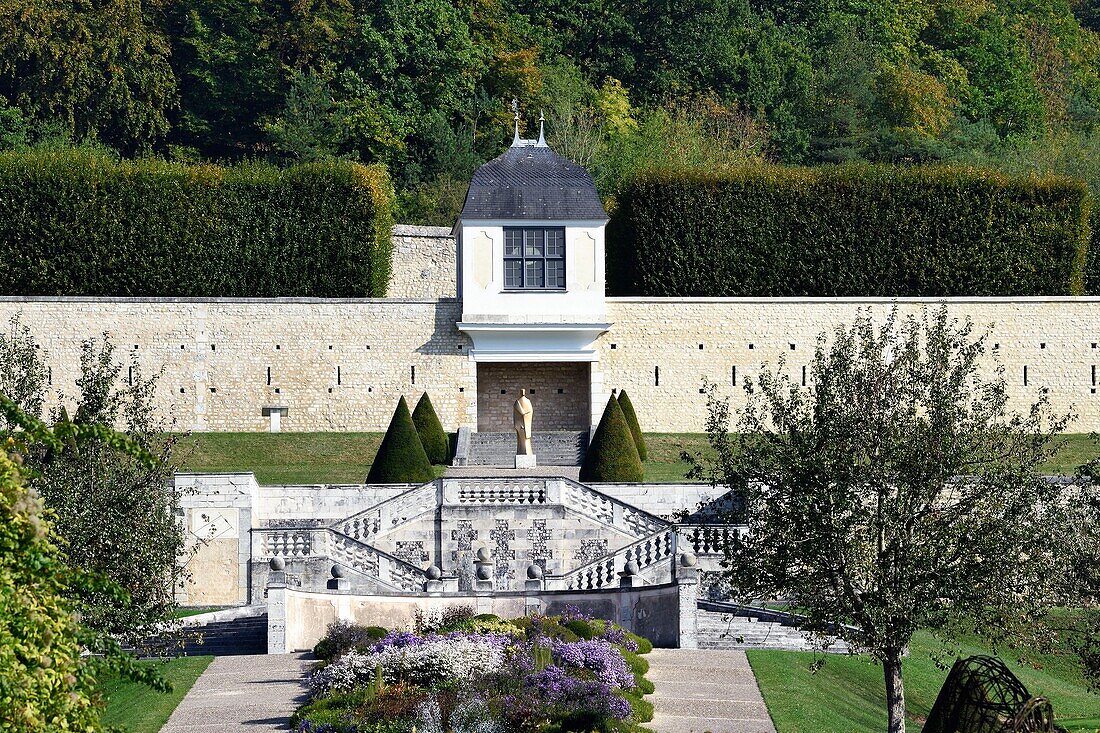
left=174, top=432, right=442, bottom=484
left=642, top=432, right=1100, bottom=483
left=99, top=656, right=213, bottom=733
left=748, top=628, right=1100, bottom=733
left=171, top=432, right=1099, bottom=485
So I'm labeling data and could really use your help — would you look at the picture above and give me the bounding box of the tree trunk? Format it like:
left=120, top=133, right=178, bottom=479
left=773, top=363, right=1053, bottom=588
left=884, top=649, right=907, bottom=733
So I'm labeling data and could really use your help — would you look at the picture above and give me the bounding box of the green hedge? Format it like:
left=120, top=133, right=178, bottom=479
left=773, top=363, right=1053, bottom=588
left=0, top=150, right=393, bottom=297
left=609, top=164, right=1090, bottom=297
left=366, top=396, right=434, bottom=484
left=580, top=395, right=643, bottom=483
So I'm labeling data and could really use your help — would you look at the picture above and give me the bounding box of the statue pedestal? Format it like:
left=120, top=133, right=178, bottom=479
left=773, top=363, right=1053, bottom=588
left=515, top=454, right=537, bottom=469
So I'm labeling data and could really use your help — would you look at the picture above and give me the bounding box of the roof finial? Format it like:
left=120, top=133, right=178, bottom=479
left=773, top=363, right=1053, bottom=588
left=537, top=110, right=546, bottom=147
left=511, top=99, right=520, bottom=146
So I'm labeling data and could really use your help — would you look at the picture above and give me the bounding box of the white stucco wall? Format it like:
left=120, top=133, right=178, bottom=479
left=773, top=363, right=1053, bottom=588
left=457, top=220, right=607, bottom=322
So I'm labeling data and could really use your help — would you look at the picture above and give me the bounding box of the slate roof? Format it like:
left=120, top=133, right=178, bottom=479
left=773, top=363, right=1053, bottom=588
left=460, top=143, right=608, bottom=221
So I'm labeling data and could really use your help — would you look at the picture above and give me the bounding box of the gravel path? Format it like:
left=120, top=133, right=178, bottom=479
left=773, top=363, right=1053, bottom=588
left=647, top=648, right=777, bottom=733
left=160, top=653, right=312, bottom=732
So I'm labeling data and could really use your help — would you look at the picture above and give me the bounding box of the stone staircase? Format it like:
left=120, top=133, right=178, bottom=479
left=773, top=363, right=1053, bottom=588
left=696, top=603, right=851, bottom=653
left=139, top=607, right=269, bottom=657
left=467, top=431, right=588, bottom=466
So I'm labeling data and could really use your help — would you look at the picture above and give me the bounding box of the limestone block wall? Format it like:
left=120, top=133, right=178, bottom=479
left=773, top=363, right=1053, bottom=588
left=5, top=295, right=1100, bottom=433
left=176, top=473, right=257, bottom=606
left=603, top=297, right=1100, bottom=433
left=387, top=225, right=457, bottom=299
left=476, top=362, right=590, bottom=431
left=0, top=297, right=476, bottom=432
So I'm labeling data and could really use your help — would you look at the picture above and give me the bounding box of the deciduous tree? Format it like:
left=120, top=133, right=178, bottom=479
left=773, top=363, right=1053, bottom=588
left=692, top=308, right=1090, bottom=733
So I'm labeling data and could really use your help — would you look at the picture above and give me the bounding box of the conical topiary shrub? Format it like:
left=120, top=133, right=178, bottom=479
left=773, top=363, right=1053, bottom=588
left=367, top=396, right=435, bottom=483
left=580, top=394, right=643, bottom=483
left=616, top=389, right=647, bottom=462
left=412, top=392, right=449, bottom=465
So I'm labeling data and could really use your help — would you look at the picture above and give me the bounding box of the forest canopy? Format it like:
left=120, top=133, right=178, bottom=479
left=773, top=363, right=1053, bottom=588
left=3, top=0, right=1100, bottom=223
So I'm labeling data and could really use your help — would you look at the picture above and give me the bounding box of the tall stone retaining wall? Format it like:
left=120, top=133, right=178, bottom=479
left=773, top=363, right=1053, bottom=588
left=0, top=297, right=475, bottom=432
left=604, top=297, right=1100, bottom=432
left=2, top=295, right=1100, bottom=432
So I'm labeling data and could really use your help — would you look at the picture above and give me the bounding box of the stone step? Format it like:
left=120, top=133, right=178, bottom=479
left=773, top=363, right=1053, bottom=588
left=468, top=431, right=587, bottom=467
left=696, top=610, right=850, bottom=653
left=137, top=615, right=269, bottom=657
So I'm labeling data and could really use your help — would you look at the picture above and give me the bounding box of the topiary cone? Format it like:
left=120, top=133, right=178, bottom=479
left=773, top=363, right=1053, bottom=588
left=617, top=389, right=647, bottom=462
left=412, top=392, right=449, bottom=465
left=367, top=396, right=435, bottom=483
left=580, top=394, right=643, bottom=482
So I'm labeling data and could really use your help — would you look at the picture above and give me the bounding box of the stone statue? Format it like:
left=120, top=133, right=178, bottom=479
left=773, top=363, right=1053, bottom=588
left=513, top=388, right=534, bottom=455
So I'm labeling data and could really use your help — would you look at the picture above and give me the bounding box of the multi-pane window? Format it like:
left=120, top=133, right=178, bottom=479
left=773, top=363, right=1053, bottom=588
left=504, top=227, right=566, bottom=290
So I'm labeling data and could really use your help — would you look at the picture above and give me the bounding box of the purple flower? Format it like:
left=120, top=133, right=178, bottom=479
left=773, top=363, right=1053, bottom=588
left=551, top=639, right=636, bottom=689
left=524, top=665, right=633, bottom=720
left=560, top=604, right=592, bottom=622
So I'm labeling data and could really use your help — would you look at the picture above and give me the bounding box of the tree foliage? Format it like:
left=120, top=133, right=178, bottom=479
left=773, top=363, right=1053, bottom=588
left=0, top=395, right=171, bottom=732
left=580, top=394, right=643, bottom=483
left=367, top=396, right=435, bottom=484
left=3, top=0, right=1100, bottom=224
left=0, top=323, right=188, bottom=644
left=691, top=307, right=1093, bottom=733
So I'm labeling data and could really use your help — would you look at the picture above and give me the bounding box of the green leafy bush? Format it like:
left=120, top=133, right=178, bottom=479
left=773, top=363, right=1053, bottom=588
left=411, top=393, right=449, bottom=465
left=581, top=395, right=644, bottom=483
left=366, top=397, right=434, bottom=484
left=609, top=164, right=1090, bottom=297
left=0, top=149, right=393, bottom=297
left=616, top=390, right=647, bottom=462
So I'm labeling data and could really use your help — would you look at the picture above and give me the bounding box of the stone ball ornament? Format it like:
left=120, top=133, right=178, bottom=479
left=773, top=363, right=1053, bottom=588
left=269, top=557, right=285, bottom=571
left=623, top=561, right=640, bottom=576
left=475, top=547, right=491, bottom=563
left=330, top=564, right=345, bottom=579
left=426, top=565, right=442, bottom=580
left=526, top=564, right=543, bottom=579
left=679, top=552, right=698, bottom=567
left=476, top=565, right=492, bottom=581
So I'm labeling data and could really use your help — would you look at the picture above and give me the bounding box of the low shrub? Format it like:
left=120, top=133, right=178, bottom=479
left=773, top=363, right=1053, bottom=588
left=414, top=604, right=474, bottom=634
left=313, top=620, right=388, bottom=661
left=297, top=612, right=653, bottom=733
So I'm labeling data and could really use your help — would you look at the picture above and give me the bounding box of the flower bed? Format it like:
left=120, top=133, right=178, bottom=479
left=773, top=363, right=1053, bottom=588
left=292, top=606, right=655, bottom=733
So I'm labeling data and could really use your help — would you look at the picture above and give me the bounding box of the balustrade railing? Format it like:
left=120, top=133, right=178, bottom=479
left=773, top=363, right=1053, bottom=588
left=553, top=529, right=674, bottom=591
left=675, top=524, right=747, bottom=556
left=334, top=481, right=438, bottom=543
left=559, top=478, right=667, bottom=538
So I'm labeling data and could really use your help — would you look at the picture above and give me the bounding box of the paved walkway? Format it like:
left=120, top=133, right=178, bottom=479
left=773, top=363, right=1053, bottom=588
left=161, top=653, right=312, bottom=732
left=444, top=466, right=581, bottom=479
left=647, top=649, right=777, bottom=733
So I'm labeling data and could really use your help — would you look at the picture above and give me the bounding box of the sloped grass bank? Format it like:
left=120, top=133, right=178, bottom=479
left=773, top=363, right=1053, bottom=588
left=748, top=628, right=1099, bottom=733
left=99, top=656, right=213, bottom=732
left=172, top=432, right=1098, bottom=485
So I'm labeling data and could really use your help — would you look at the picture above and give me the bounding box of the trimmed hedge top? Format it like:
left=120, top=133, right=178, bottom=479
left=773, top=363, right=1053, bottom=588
left=0, top=150, right=394, bottom=297
left=608, top=164, right=1091, bottom=297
